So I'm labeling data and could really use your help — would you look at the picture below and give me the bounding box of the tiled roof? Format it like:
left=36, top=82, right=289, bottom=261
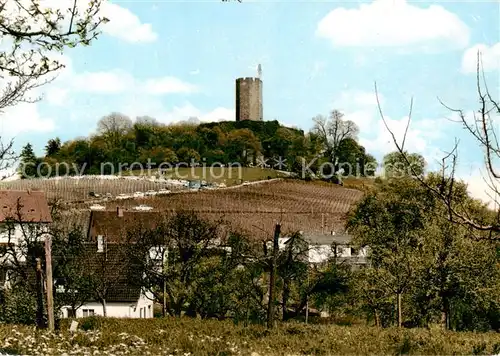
left=11, top=243, right=143, bottom=303
left=87, top=209, right=167, bottom=243
left=74, top=243, right=143, bottom=303
left=303, top=232, right=352, bottom=245
left=0, top=190, right=52, bottom=223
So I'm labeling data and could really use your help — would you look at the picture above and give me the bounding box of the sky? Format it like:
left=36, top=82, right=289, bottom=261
left=0, top=0, right=499, bottom=202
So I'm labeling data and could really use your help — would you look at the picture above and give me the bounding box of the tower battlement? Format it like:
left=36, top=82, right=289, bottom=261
left=235, top=76, right=263, bottom=122
left=236, top=77, right=262, bottom=83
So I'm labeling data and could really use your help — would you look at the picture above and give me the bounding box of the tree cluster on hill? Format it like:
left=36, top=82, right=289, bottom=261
left=18, top=111, right=378, bottom=180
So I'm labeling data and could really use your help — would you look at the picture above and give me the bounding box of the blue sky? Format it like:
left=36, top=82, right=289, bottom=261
left=1, top=0, right=499, bottom=200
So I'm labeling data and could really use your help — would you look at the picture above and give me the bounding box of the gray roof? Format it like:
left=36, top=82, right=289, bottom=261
left=303, top=232, right=352, bottom=245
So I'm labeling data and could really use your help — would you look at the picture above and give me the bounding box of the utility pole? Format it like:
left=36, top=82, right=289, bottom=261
left=267, top=223, right=280, bottom=329
left=305, top=267, right=309, bottom=324
left=45, top=235, right=54, bottom=331
left=35, top=258, right=44, bottom=328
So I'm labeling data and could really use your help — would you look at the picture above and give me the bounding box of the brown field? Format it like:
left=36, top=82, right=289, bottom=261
left=0, top=177, right=181, bottom=203
left=0, top=168, right=288, bottom=204
left=2, top=175, right=365, bottom=239
left=94, top=180, right=363, bottom=239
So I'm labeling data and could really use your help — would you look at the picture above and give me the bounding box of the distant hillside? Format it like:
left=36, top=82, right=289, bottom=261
left=59, top=179, right=364, bottom=240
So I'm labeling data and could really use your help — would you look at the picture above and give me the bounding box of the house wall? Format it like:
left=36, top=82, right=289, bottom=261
left=0, top=224, right=49, bottom=265
left=60, top=291, right=154, bottom=319
left=308, top=244, right=368, bottom=264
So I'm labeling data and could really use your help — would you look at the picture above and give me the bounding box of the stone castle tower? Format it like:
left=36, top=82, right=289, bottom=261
left=235, top=68, right=263, bottom=121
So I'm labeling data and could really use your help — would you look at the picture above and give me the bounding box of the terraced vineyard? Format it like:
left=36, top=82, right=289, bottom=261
left=6, top=176, right=365, bottom=239
left=99, top=180, right=364, bottom=239
left=0, top=176, right=182, bottom=202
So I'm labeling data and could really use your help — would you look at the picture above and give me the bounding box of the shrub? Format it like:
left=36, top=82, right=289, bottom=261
left=0, top=286, right=38, bottom=325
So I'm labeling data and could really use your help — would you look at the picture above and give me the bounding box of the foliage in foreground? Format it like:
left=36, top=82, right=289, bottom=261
left=1, top=317, right=500, bottom=356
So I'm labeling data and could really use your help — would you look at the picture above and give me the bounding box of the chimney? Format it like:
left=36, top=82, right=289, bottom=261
left=117, top=206, right=123, bottom=217
left=97, top=235, right=104, bottom=253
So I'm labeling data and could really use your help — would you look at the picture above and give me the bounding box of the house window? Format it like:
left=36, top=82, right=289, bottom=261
left=140, top=308, right=143, bottom=318
left=82, top=309, right=95, bottom=317
left=351, top=248, right=359, bottom=256
left=148, top=305, right=152, bottom=318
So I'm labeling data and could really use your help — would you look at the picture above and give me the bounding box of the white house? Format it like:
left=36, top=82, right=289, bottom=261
left=58, top=242, right=155, bottom=319
left=0, top=189, right=52, bottom=286
left=276, top=231, right=369, bottom=267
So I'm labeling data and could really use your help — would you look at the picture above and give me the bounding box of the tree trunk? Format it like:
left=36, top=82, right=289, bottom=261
left=267, top=223, right=280, bottom=329
left=374, top=309, right=381, bottom=328
left=162, top=280, right=167, bottom=317
left=102, top=299, right=107, bottom=317
left=282, top=279, right=290, bottom=321
left=397, top=293, right=402, bottom=328
left=441, top=298, right=450, bottom=330
left=35, top=258, right=45, bottom=328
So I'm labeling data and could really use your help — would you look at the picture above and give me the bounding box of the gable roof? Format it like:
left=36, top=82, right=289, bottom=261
left=6, top=242, right=143, bottom=304
left=87, top=209, right=166, bottom=242
left=303, top=232, right=352, bottom=245
left=79, top=243, right=143, bottom=303
left=0, top=190, right=52, bottom=223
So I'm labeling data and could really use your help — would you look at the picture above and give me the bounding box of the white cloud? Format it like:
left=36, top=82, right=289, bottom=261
left=335, top=89, right=450, bottom=166
left=118, top=97, right=234, bottom=125
left=457, top=165, right=500, bottom=208
left=462, top=43, right=500, bottom=73
left=337, top=90, right=384, bottom=108
left=71, top=69, right=136, bottom=94
left=316, top=0, right=470, bottom=51
left=42, top=56, right=198, bottom=99
left=142, top=77, right=199, bottom=95
left=3, top=0, right=157, bottom=44
left=101, top=2, right=158, bottom=43
left=44, top=87, right=70, bottom=107
left=0, top=102, right=55, bottom=138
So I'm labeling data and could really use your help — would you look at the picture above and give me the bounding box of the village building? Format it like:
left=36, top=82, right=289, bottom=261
left=58, top=244, right=154, bottom=319
left=0, top=190, right=52, bottom=287
left=273, top=231, right=368, bottom=267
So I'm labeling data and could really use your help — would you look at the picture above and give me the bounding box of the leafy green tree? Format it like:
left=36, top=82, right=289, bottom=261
left=44, top=138, right=61, bottom=157
left=19, top=143, right=40, bottom=178
left=139, top=147, right=178, bottom=166
left=225, top=129, right=262, bottom=165
left=126, top=211, right=225, bottom=317
left=336, top=138, right=378, bottom=177
left=348, top=178, right=430, bottom=327
left=52, top=227, right=94, bottom=319
left=383, top=151, right=426, bottom=178
left=276, top=232, right=309, bottom=320
left=176, top=147, right=200, bottom=164
left=312, top=110, right=359, bottom=173
left=96, top=113, right=133, bottom=149
left=349, top=176, right=500, bottom=330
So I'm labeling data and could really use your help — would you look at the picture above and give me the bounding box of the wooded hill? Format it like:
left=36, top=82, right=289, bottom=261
left=19, top=112, right=377, bottom=178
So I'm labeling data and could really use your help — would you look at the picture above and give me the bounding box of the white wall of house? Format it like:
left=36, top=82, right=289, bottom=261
left=60, top=291, right=154, bottom=319
left=0, top=224, right=49, bottom=265
left=0, top=224, right=23, bottom=246
left=272, top=236, right=368, bottom=264
left=308, top=244, right=368, bottom=264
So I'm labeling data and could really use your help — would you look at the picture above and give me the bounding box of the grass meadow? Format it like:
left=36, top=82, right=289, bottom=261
left=1, top=317, right=499, bottom=355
